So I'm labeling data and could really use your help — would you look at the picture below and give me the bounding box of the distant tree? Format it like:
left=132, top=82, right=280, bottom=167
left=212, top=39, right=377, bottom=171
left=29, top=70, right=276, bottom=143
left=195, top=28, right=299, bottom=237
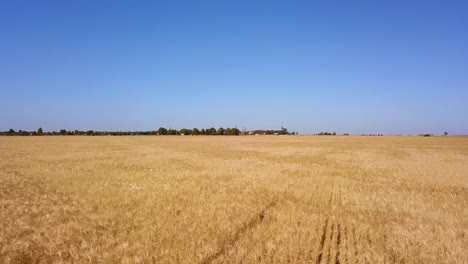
left=193, top=128, right=200, bottom=135
left=201, top=129, right=206, bottom=135
left=180, top=128, right=192, bottom=135
left=225, top=128, right=232, bottom=135
left=332, top=132, right=336, bottom=136
left=217, top=127, right=224, bottom=135
left=59, top=129, right=67, bottom=135
left=208, top=127, right=216, bottom=135
left=231, top=128, right=240, bottom=135
left=8, top=129, right=15, bottom=134
left=158, top=127, right=168, bottom=135
left=444, top=132, right=448, bottom=136
left=168, top=129, right=178, bottom=135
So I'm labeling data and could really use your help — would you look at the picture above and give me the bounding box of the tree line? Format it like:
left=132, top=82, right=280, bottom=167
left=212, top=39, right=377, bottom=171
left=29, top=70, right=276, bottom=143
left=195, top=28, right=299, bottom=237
left=158, top=127, right=242, bottom=135
left=1, top=127, right=298, bottom=136
left=315, top=132, right=337, bottom=135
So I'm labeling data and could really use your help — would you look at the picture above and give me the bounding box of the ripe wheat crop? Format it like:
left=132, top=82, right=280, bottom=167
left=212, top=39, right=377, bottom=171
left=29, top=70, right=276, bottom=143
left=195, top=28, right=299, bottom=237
left=1, top=136, right=467, bottom=263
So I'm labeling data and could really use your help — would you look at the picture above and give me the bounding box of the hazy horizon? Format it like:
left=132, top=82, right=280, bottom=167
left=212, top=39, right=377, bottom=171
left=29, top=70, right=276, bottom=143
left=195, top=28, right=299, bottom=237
left=1, top=1, right=467, bottom=135
left=1, top=127, right=464, bottom=137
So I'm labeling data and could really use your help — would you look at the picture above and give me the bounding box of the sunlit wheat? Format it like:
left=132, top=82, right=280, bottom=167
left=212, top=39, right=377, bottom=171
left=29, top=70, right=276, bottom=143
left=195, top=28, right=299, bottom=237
left=1, top=136, right=467, bottom=263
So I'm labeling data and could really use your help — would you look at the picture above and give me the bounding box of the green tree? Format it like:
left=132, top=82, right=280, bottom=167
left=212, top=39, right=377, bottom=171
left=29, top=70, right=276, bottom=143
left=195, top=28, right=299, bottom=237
left=208, top=127, right=216, bottom=135
left=281, top=126, right=288, bottom=135
left=217, top=127, right=224, bottom=135
left=158, top=127, right=168, bottom=135
left=180, top=128, right=192, bottom=135
left=8, top=129, right=15, bottom=134
left=193, top=128, right=200, bottom=135
left=231, top=128, right=240, bottom=135
left=37, top=128, right=43, bottom=135
left=201, top=129, right=206, bottom=135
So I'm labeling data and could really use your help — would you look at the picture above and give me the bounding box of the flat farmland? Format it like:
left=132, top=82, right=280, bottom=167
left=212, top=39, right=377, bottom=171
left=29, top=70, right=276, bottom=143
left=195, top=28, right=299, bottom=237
left=1, top=136, right=467, bottom=263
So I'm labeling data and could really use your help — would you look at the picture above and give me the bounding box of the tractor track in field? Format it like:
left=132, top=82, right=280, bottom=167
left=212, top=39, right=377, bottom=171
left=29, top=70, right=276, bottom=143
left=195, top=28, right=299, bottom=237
left=314, top=184, right=353, bottom=264
left=200, top=195, right=279, bottom=264
left=199, top=180, right=301, bottom=264
left=315, top=218, right=350, bottom=264
left=199, top=180, right=359, bottom=264
left=316, top=217, right=329, bottom=263
left=336, top=223, right=342, bottom=264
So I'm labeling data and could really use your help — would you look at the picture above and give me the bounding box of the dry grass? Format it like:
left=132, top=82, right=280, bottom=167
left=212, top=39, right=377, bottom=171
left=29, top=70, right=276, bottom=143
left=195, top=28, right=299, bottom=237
left=1, top=136, right=467, bottom=263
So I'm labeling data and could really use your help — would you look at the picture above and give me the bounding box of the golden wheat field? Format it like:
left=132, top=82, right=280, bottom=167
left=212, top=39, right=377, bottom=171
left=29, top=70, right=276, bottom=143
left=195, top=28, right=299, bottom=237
left=1, top=136, right=467, bottom=263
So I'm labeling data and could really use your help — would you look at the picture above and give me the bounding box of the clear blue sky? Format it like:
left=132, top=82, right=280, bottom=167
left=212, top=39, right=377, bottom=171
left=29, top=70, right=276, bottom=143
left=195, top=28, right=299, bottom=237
left=1, top=1, right=467, bottom=135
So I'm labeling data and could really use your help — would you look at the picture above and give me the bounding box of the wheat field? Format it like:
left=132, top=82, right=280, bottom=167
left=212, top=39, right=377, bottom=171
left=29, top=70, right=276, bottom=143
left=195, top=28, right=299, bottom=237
left=0, top=136, right=467, bottom=263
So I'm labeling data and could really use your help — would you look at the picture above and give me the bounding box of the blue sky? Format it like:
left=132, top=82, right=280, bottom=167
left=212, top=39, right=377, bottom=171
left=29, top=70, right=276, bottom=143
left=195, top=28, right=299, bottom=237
left=1, top=1, right=467, bottom=134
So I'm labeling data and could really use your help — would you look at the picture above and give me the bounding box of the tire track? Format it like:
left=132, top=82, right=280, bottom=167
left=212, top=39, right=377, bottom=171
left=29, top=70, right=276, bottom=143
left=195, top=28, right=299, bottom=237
left=338, top=186, right=343, bottom=206
left=345, top=225, right=351, bottom=264
left=315, top=218, right=345, bottom=264
left=199, top=178, right=302, bottom=264
left=342, top=224, right=348, bottom=264
left=313, top=183, right=348, bottom=264
left=336, top=223, right=342, bottom=264
left=326, top=221, right=336, bottom=264
left=309, top=223, right=321, bottom=260
left=316, top=217, right=329, bottom=264
left=328, top=184, right=344, bottom=210
left=199, top=196, right=278, bottom=264
left=352, top=223, right=359, bottom=264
